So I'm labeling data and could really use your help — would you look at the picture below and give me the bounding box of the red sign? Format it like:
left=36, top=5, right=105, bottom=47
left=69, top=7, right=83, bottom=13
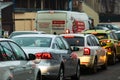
left=72, top=20, right=85, bottom=33
left=52, top=20, right=65, bottom=24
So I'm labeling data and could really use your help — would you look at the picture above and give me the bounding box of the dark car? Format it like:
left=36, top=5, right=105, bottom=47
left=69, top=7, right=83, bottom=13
left=97, top=23, right=120, bottom=31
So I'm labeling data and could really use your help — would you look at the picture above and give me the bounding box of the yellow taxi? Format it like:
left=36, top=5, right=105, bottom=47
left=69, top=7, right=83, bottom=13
left=83, top=30, right=120, bottom=65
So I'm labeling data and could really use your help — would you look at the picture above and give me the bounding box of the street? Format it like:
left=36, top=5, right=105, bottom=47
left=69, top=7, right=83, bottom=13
left=80, top=61, right=120, bottom=80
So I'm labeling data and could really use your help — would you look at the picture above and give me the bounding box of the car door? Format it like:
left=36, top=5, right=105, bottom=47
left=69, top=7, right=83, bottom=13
left=111, top=32, right=120, bottom=55
left=91, top=35, right=106, bottom=64
left=54, top=37, right=77, bottom=76
left=8, top=41, right=35, bottom=80
left=0, top=41, right=26, bottom=80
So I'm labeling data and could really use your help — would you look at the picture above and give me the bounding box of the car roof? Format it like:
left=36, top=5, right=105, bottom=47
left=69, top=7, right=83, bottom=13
left=0, top=38, right=14, bottom=42
left=11, top=31, right=46, bottom=33
left=60, top=33, right=93, bottom=37
left=11, top=34, right=59, bottom=38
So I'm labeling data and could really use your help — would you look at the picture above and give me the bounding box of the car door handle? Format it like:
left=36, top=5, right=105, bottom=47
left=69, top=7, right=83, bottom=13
left=9, top=66, right=15, bottom=70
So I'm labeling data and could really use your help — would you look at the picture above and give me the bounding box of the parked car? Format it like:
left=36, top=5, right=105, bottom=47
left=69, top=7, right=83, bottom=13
left=83, top=30, right=120, bottom=65
left=61, top=33, right=107, bottom=73
left=0, top=38, right=41, bottom=80
left=97, top=23, right=120, bottom=31
left=8, top=31, right=46, bottom=38
left=11, top=34, right=81, bottom=80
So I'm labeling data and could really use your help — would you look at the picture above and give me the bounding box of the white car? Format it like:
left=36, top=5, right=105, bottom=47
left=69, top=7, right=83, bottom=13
left=11, top=34, right=81, bottom=80
left=0, top=38, right=41, bottom=80
left=8, top=31, right=46, bottom=38
left=61, top=33, right=108, bottom=73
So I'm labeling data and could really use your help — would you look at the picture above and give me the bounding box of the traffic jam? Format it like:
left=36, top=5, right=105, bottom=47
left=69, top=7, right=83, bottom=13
left=1, top=10, right=120, bottom=80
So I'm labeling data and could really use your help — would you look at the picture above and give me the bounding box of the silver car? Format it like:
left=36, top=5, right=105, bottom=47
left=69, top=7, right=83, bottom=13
left=11, top=34, right=81, bottom=80
left=0, top=38, right=41, bottom=80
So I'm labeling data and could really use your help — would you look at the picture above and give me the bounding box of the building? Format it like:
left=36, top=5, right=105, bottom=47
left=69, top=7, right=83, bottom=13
left=0, top=1, right=13, bottom=37
left=1, top=0, right=101, bottom=34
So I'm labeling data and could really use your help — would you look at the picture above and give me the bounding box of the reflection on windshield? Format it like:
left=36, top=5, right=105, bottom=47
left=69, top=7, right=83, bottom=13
left=94, top=34, right=108, bottom=40
left=12, top=37, right=52, bottom=47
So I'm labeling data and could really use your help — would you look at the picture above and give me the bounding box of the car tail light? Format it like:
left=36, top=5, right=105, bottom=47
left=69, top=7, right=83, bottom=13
left=63, top=35, right=74, bottom=38
left=84, top=48, right=90, bottom=55
left=105, top=47, right=112, bottom=52
left=35, top=52, right=52, bottom=59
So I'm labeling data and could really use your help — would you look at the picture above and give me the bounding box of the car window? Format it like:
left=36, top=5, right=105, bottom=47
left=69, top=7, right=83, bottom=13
left=9, top=41, right=27, bottom=60
left=91, top=36, right=100, bottom=46
left=64, top=36, right=84, bottom=46
left=112, top=32, right=118, bottom=40
left=115, top=33, right=120, bottom=40
left=0, top=41, right=16, bottom=61
left=110, top=32, right=116, bottom=40
left=87, top=36, right=94, bottom=46
left=60, top=37, right=70, bottom=50
left=55, top=37, right=66, bottom=49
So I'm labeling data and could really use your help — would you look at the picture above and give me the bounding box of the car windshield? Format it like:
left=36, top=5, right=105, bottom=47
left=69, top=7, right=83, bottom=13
left=94, top=34, right=108, bottom=40
left=64, top=37, right=84, bottom=46
left=12, top=37, right=52, bottom=47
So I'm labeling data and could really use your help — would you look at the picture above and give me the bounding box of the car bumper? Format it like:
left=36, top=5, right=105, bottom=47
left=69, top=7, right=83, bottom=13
left=79, top=56, right=94, bottom=68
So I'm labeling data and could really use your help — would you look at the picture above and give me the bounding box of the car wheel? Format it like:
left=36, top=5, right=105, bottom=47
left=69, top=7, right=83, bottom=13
left=36, top=72, right=41, bottom=80
left=71, top=64, right=80, bottom=80
left=58, top=68, right=64, bottom=80
left=101, top=62, right=107, bottom=70
left=89, top=59, right=97, bottom=74
left=110, top=52, right=116, bottom=65
left=101, top=56, right=107, bottom=70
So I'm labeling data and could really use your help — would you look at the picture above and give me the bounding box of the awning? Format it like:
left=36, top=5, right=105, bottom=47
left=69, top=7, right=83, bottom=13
left=0, top=2, right=13, bottom=10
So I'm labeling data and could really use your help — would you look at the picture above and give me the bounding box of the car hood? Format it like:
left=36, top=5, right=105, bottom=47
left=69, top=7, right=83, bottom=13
left=22, top=47, right=51, bottom=55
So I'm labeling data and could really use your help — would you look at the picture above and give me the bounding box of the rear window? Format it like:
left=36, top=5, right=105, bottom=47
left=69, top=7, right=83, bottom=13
left=94, top=34, right=108, bottom=40
left=64, top=36, right=84, bottom=46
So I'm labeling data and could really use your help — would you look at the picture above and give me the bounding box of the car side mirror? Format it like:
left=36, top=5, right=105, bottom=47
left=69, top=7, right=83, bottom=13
left=28, top=54, right=36, bottom=60
left=72, top=46, right=79, bottom=51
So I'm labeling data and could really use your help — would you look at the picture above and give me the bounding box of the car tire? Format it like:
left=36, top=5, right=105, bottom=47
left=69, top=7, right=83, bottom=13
left=109, top=52, right=116, bottom=65
left=89, top=59, right=97, bottom=74
left=101, top=62, right=107, bottom=70
left=58, top=68, right=64, bottom=80
left=36, top=74, right=41, bottom=80
left=101, top=56, right=108, bottom=70
left=71, top=64, right=80, bottom=80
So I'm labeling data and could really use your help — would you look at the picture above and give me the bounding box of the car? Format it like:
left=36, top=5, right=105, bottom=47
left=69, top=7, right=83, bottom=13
left=11, top=34, right=81, bottom=80
left=83, top=30, right=120, bottom=65
left=0, top=38, right=41, bottom=80
left=115, top=31, right=120, bottom=41
left=97, top=23, right=120, bottom=31
left=8, top=31, right=46, bottom=38
left=61, top=33, right=107, bottom=73
left=94, top=25, right=110, bottom=30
